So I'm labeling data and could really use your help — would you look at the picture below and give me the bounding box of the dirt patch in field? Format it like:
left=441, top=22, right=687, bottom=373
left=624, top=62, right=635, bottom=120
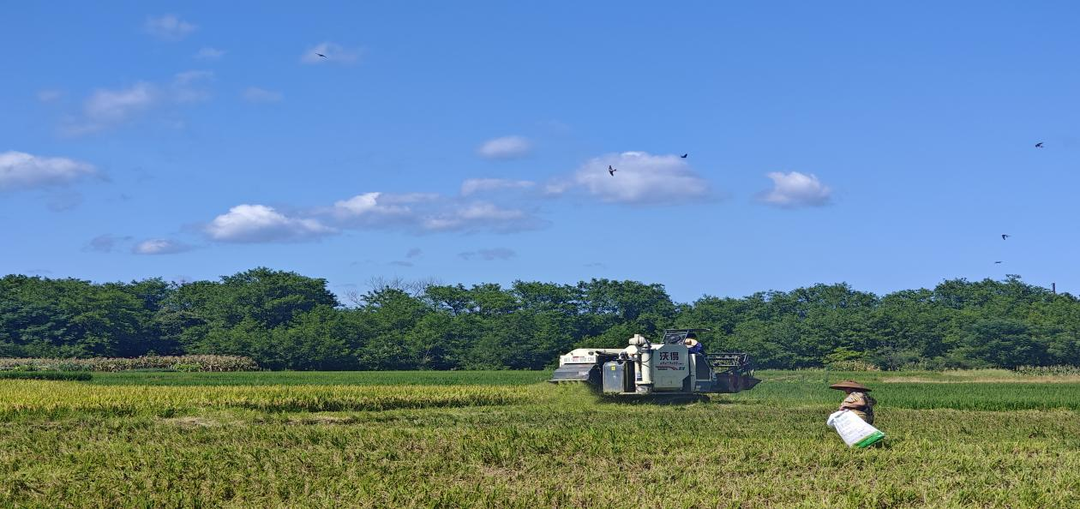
left=288, top=414, right=358, bottom=425
left=881, top=376, right=1080, bottom=384
left=164, top=416, right=219, bottom=427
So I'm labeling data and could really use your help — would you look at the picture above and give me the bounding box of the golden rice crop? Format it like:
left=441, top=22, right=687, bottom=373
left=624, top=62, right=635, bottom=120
left=0, top=355, right=259, bottom=372
left=2, top=371, right=1080, bottom=508
left=0, top=381, right=529, bottom=420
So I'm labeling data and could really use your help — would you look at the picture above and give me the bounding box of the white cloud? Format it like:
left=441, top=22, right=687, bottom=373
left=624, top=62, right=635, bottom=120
left=133, top=239, right=193, bottom=255
left=541, top=180, right=573, bottom=196
left=173, top=70, right=212, bottom=86
left=0, top=151, right=97, bottom=191
left=194, top=183, right=548, bottom=246
left=145, top=14, right=197, bottom=41
left=64, top=73, right=213, bottom=134
left=422, top=202, right=542, bottom=233
left=69, top=82, right=158, bottom=134
left=194, top=47, right=225, bottom=60
left=301, top=42, right=362, bottom=64
left=387, top=193, right=442, bottom=203
left=329, top=192, right=543, bottom=233
left=458, top=202, right=525, bottom=221
left=564, top=151, right=711, bottom=205
left=37, top=89, right=63, bottom=103
left=477, top=136, right=531, bottom=160
left=331, top=192, right=414, bottom=221
left=460, top=178, right=535, bottom=196
left=459, top=248, right=516, bottom=261
left=758, top=171, right=833, bottom=208
left=242, top=87, right=284, bottom=103
left=171, top=71, right=214, bottom=103
left=206, top=204, right=335, bottom=243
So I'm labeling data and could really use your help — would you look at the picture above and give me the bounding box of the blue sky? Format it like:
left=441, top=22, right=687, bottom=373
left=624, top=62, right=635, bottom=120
left=3, top=1, right=1079, bottom=302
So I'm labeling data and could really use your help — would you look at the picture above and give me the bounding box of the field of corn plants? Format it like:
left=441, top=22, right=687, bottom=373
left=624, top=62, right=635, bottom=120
left=1, top=370, right=1079, bottom=508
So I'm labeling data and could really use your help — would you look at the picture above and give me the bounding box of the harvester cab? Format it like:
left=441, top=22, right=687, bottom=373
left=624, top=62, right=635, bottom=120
left=549, top=328, right=761, bottom=396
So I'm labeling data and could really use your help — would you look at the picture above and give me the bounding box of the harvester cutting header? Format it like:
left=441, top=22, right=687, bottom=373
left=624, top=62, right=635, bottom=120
left=550, top=329, right=760, bottom=396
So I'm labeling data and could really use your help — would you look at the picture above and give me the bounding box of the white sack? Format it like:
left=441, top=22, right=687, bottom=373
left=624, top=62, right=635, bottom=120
left=827, top=410, right=885, bottom=448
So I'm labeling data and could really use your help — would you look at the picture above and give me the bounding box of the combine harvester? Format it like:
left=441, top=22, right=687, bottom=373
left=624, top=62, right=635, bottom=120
left=550, top=329, right=761, bottom=396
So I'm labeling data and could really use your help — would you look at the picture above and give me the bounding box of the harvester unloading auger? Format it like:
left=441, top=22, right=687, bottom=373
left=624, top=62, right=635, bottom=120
left=549, top=329, right=761, bottom=395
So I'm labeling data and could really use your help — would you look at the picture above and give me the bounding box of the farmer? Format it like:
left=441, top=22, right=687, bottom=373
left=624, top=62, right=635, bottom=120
left=684, top=332, right=704, bottom=355
left=830, top=380, right=876, bottom=424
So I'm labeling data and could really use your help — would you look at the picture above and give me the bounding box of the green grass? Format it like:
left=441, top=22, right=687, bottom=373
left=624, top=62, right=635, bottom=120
left=0, top=371, right=91, bottom=381
left=2, top=370, right=1079, bottom=508
left=732, top=370, right=1080, bottom=411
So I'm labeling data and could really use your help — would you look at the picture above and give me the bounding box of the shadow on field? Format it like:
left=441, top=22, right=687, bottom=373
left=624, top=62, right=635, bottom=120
left=596, top=394, right=731, bottom=406
left=543, top=383, right=738, bottom=407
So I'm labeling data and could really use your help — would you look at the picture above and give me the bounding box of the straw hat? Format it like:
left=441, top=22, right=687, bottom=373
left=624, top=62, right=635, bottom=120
left=829, top=380, right=871, bottom=392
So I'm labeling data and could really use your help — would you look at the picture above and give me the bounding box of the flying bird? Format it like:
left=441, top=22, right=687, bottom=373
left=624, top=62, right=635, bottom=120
left=680, top=153, right=688, bottom=158
left=1035, top=142, right=1044, bottom=148
left=608, top=165, right=616, bottom=176
left=1002, top=234, right=1010, bottom=240
left=316, top=53, right=327, bottom=58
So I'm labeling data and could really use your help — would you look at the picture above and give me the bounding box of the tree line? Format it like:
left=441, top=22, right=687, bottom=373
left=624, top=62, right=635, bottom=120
left=1, top=268, right=1078, bottom=370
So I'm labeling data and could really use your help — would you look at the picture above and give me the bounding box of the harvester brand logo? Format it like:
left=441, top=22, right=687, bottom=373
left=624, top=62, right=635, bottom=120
left=655, top=351, right=685, bottom=370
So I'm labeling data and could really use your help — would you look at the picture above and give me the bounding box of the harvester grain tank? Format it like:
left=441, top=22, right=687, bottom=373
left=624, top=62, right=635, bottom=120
left=550, top=329, right=761, bottom=395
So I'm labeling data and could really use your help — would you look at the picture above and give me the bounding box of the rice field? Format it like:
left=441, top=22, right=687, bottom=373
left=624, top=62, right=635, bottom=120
left=1, top=370, right=1079, bottom=508
left=87, top=369, right=550, bottom=387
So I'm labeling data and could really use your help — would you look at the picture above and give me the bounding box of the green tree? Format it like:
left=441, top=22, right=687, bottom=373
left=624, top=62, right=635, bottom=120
left=264, top=306, right=357, bottom=370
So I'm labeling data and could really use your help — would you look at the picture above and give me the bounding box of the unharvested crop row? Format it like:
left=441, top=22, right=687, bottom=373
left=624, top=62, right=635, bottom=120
left=731, top=377, right=1080, bottom=411
left=0, top=371, right=91, bottom=381
left=0, top=382, right=530, bottom=420
left=0, top=355, right=259, bottom=372
left=89, top=369, right=552, bottom=387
